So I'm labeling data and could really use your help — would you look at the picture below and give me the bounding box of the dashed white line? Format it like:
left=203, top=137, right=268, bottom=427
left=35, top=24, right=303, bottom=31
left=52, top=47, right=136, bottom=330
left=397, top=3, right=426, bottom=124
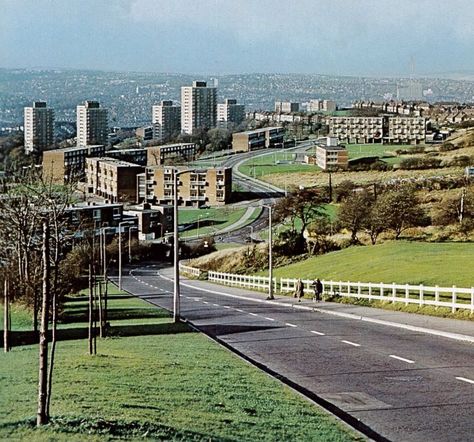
left=202, top=301, right=209, bottom=305
left=456, top=376, right=474, bottom=385
left=235, top=308, right=244, bottom=313
left=248, top=312, right=258, bottom=317
left=285, top=323, right=297, bottom=328
left=212, top=303, right=219, bottom=307
left=310, top=330, right=325, bottom=336
left=389, top=354, right=415, bottom=364
left=223, top=306, right=231, bottom=309
left=264, top=317, right=275, bottom=321
left=341, top=340, right=360, bottom=347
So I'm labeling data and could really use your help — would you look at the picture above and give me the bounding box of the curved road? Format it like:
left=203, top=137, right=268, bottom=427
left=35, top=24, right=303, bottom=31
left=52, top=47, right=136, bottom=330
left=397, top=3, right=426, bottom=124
left=115, top=264, right=474, bottom=442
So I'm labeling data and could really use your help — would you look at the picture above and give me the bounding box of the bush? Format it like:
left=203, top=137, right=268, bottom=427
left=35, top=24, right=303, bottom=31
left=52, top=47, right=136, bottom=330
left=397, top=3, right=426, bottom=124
left=439, top=142, right=458, bottom=152
left=399, top=157, right=442, bottom=170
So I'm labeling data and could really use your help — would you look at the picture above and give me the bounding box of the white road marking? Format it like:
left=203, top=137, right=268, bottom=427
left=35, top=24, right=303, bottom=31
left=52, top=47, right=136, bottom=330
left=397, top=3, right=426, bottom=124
left=203, top=301, right=209, bottom=305
left=223, top=306, right=231, bottom=309
left=389, top=354, right=415, bottom=364
left=212, top=303, right=219, bottom=307
left=235, top=308, right=244, bottom=313
left=456, top=376, right=474, bottom=385
left=248, top=312, right=258, bottom=317
left=310, top=330, right=325, bottom=336
left=264, top=317, right=275, bottom=321
left=286, top=323, right=297, bottom=328
left=341, top=340, right=360, bottom=347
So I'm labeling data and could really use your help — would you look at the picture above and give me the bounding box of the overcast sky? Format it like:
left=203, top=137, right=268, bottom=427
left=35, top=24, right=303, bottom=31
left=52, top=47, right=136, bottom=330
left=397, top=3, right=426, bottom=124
left=1, top=0, right=474, bottom=76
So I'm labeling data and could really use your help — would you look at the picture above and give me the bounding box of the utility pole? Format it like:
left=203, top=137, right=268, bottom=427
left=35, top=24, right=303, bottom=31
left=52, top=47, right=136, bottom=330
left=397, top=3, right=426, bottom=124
left=266, top=205, right=274, bottom=300
left=173, top=168, right=180, bottom=322
left=459, top=188, right=466, bottom=224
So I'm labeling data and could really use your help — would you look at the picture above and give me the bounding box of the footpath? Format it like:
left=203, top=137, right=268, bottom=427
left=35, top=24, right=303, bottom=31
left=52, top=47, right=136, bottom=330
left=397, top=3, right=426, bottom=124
left=173, top=269, right=474, bottom=344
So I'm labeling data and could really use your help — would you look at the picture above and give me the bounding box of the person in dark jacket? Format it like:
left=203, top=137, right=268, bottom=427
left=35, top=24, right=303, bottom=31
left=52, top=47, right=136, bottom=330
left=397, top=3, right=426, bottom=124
left=312, top=278, right=323, bottom=302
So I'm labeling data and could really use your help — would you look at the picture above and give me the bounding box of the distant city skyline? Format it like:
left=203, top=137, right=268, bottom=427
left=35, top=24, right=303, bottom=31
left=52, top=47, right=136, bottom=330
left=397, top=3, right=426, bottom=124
left=1, top=0, right=474, bottom=78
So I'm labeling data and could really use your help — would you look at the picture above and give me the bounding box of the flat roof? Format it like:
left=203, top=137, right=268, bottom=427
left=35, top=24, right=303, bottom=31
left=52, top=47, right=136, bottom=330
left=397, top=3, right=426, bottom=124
left=89, top=157, right=144, bottom=167
left=46, top=144, right=104, bottom=153
left=235, top=126, right=284, bottom=136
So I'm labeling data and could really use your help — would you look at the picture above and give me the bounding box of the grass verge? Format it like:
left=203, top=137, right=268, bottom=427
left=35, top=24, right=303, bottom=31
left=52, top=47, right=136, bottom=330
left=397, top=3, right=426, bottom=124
left=1, top=285, right=360, bottom=441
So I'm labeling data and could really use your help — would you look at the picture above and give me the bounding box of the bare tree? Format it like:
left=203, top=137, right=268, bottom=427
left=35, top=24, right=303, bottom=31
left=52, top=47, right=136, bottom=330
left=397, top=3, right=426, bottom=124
left=37, top=220, right=50, bottom=426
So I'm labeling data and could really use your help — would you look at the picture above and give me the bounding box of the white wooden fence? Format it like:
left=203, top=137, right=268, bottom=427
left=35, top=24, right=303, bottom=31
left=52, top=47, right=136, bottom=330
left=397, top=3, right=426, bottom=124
left=280, top=278, right=474, bottom=313
left=179, top=264, right=474, bottom=313
left=179, top=263, right=202, bottom=277
left=208, top=270, right=276, bottom=292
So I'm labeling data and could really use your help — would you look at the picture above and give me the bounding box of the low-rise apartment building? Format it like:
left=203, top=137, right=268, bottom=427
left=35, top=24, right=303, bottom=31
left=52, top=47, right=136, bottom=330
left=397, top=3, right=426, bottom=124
left=315, top=138, right=349, bottom=170
left=145, top=143, right=196, bottom=165
left=138, top=166, right=232, bottom=207
left=328, top=116, right=426, bottom=144
left=86, top=157, right=145, bottom=202
left=42, top=144, right=106, bottom=183
left=232, top=126, right=285, bottom=153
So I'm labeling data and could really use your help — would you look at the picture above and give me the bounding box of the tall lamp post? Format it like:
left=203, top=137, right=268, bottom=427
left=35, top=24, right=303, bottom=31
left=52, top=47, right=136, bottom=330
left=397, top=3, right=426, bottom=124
left=173, top=168, right=204, bottom=322
left=262, top=205, right=274, bottom=300
left=118, top=221, right=134, bottom=290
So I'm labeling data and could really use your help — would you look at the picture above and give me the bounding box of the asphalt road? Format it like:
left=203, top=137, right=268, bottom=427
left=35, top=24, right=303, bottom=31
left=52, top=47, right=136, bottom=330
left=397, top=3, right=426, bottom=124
left=115, top=264, right=474, bottom=442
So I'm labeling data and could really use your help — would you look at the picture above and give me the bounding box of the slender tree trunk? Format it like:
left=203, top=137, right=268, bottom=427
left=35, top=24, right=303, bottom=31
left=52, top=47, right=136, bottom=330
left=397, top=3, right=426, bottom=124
left=3, top=279, right=9, bottom=353
left=88, top=264, right=93, bottom=355
left=93, top=271, right=97, bottom=355
left=47, top=215, right=61, bottom=416
left=37, top=221, right=50, bottom=426
left=104, top=267, right=108, bottom=336
left=98, top=278, right=103, bottom=338
left=46, top=283, right=58, bottom=418
left=33, top=288, right=39, bottom=334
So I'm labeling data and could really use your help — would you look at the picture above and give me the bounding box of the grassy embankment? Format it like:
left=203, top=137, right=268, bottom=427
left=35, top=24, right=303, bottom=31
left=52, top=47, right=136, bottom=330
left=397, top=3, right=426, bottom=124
left=270, top=240, right=474, bottom=319
left=1, top=285, right=359, bottom=441
left=178, top=207, right=261, bottom=238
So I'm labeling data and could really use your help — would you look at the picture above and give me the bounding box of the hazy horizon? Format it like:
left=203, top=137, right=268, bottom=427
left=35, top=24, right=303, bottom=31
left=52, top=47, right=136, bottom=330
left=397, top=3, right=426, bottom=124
left=2, top=0, right=474, bottom=78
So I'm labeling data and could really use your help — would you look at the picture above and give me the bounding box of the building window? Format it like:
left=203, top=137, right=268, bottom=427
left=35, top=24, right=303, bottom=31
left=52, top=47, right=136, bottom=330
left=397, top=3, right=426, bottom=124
left=93, top=209, right=101, bottom=220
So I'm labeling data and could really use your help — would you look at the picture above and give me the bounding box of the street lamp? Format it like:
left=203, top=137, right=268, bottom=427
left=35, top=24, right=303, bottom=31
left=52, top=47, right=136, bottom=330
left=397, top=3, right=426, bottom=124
left=262, top=205, right=274, bottom=300
left=118, top=221, right=134, bottom=290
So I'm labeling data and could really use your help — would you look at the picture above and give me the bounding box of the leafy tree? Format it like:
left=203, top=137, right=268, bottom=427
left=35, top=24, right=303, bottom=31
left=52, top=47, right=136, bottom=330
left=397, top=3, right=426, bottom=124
left=433, top=187, right=474, bottom=226
left=205, top=128, right=231, bottom=152
left=375, top=188, right=425, bottom=239
left=334, top=180, right=357, bottom=202
left=337, top=190, right=373, bottom=243
left=274, top=188, right=328, bottom=246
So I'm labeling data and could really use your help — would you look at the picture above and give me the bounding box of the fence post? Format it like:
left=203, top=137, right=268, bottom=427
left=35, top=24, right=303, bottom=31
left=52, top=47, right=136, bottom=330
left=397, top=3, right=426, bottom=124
left=419, top=284, right=424, bottom=306
left=452, top=286, right=457, bottom=313
left=339, top=281, right=342, bottom=296
left=380, top=283, right=383, bottom=299
left=357, top=282, right=361, bottom=296
left=392, top=283, right=396, bottom=303
left=368, top=283, right=372, bottom=298
left=435, top=285, right=439, bottom=309
left=471, top=288, right=474, bottom=315
left=405, top=284, right=409, bottom=306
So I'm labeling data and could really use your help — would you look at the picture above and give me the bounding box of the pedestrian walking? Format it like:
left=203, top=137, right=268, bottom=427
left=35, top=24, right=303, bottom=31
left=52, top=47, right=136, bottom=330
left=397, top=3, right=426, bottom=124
left=312, top=278, right=323, bottom=302
left=295, top=278, right=304, bottom=302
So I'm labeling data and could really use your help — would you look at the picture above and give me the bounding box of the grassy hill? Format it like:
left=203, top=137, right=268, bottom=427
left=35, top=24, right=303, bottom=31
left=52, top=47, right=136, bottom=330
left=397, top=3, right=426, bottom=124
left=272, top=241, right=474, bottom=288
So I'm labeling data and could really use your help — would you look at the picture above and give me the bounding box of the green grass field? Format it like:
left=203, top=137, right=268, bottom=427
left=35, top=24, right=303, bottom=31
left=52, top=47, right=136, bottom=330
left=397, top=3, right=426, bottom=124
left=1, top=286, right=358, bottom=441
left=178, top=207, right=255, bottom=238
left=238, top=152, right=320, bottom=178
left=271, top=241, right=474, bottom=288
